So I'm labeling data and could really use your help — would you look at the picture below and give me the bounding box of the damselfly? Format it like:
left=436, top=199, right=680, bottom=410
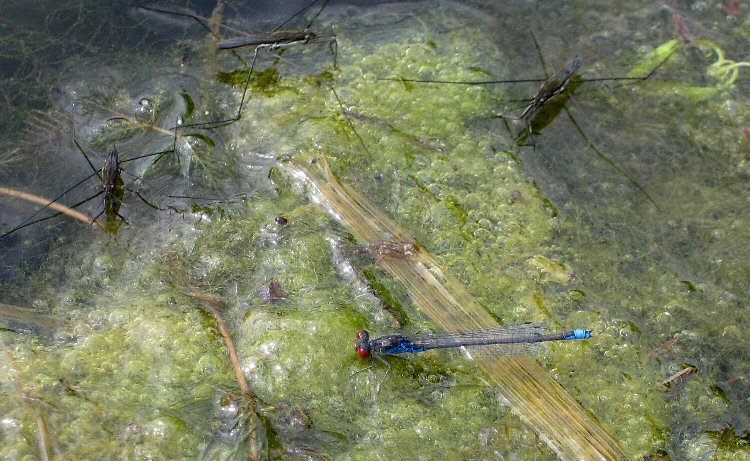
left=353, top=323, right=591, bottom=392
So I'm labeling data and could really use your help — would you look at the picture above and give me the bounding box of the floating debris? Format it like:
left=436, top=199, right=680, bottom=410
left=659, top=364, right=698, bottom=389
left=261, top=280, right=289, bottom=302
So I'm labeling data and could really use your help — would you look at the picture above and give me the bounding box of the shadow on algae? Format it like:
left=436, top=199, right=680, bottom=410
left=0, top=0, right=749, bottom=460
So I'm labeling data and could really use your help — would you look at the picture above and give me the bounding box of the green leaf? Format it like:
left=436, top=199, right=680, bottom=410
left=183, top=133, right=216, bottom=147
left=648, top=82, right=721, bottom=102
left=181, top=91, right=195, bottom=120
left=627, top=39, right=679, bottom=78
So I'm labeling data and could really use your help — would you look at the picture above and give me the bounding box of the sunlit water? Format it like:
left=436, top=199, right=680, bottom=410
left=0, top=1, right=748, bottom=459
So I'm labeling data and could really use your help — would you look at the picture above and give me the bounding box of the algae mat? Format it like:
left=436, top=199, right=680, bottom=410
left=285, top=156, right=626, bottom=460
left=0, top=1, right=749, bottom=460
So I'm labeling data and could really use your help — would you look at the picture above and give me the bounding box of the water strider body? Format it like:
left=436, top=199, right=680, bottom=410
left=94, top=146, right=127, bottom=226
left=519, top=56, right=582, bottom=125
left=217, top=28, right=337, bottom=65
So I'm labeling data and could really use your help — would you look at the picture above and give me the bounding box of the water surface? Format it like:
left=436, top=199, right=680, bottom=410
left=0, top=1, right=748, bottom=459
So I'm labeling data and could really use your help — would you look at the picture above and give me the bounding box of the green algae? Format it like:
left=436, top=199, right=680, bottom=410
left=0, top=5, right=566, bottom=457
left=0, top=289, right=236, bottom=458
left=217, top=67, right=290, bottom=98
left=624, top=37, right=750, bottom=103
left=1, top=0, right=750, bottom=460
left=627, top=39, right=680, bottom=79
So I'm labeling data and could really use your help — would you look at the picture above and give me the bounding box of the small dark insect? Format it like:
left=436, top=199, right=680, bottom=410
left=275, top=216, right=289, bottom=226
left=262, top=280, right=289, bottom=302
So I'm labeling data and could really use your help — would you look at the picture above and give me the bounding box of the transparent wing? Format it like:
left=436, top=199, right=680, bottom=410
left=408, top=323, right=548, bottom=349
left=457, top=341, right=545, bottom=358
left=410, top=324, right=552, bottom=358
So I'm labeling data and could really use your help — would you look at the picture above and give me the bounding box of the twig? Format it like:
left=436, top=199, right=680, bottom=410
left=0, top=186, right=100, bottom=227
left=183, top=285, right=252, bottom=397
left=36, top=414, right=52, bottom=461
left=168, top=260, right=263, bottom=460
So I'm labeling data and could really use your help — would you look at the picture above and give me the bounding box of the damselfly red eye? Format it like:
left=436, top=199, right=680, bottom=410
left=355, top=330, right=371, bottom=358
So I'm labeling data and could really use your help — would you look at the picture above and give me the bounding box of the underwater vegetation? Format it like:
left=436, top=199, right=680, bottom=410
left=0, top=0, right=749, bottom=460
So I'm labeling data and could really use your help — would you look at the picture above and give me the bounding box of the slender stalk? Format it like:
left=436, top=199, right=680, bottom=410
left=183, top=284, right=253, bottom=398
left=83, top=100, right=181, bottom=138
left=169, top=261, right=263, bottom=460
left=35, top=414, right=52, bottom=461
left=0, top=187, right=98, bottom=227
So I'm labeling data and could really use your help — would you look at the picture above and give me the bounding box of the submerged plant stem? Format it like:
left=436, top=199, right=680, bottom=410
left=36, top=413, right=51, bottom=461
left=84, top=100, right=182, bottom=139
left=171, top=263, right=264, bottom=460
left=0, top=186, right=99, bottom=227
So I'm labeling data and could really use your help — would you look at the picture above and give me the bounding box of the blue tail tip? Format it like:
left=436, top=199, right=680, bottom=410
left=567, top=329, right=592, bottom=340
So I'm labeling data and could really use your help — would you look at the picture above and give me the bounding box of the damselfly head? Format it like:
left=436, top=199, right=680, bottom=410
left=355, top=330, right=371, bottom=359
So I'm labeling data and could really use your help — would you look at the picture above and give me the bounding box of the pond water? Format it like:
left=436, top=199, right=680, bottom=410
left=0, top=1, right=748, bottom=459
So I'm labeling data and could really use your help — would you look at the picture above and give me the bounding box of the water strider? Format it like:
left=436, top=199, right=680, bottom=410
left=0, top=133, right=226, bottom=239
left=381, top=30, right=674, bottom=137
left=520, top=31, right=672, bottom=207
left=353, top=323, right=592, bottom=392
left=381, top=30, right=674, bottom=207
left=138, top=0, right=337, bottom=130
left=209, top=28, right=337, bottom=129
left=213, top=0, right=337, bottom=129
left=2, top=145, right=144, bottom=238
left=0, top=140, right=168, bottom=239
left=509, top=30, right=673, bottom=147
left=87, top=144, right=128, bottom=228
